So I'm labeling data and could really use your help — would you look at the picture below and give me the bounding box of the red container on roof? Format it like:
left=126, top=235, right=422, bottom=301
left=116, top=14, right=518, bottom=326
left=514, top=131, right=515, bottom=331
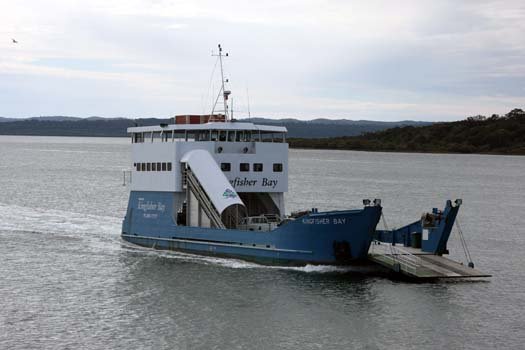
left=175, top=114, right=226, bottom=124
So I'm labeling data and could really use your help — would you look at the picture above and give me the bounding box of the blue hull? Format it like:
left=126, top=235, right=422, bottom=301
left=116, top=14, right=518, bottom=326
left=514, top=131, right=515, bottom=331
left=122, top=191, right=382, bottom=265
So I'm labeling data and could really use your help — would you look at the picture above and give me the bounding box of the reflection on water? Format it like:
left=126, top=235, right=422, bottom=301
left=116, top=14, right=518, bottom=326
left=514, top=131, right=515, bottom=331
left=0, top=136, right=523, bottom=349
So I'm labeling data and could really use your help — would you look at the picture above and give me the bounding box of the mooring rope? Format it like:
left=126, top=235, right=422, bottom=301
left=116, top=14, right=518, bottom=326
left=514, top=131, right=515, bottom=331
left=380, top=212, right=397, bottom=262
left=455, top=217, right=474, bottom=268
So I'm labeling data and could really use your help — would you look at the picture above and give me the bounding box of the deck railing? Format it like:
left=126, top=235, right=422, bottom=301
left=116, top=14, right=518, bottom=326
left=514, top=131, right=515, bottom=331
left=370, top=240, right=422, bottom=275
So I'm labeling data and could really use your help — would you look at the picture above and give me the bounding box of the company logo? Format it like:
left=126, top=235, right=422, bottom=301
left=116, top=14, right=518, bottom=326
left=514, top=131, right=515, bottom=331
left=223, top=188, right=237, bottom=199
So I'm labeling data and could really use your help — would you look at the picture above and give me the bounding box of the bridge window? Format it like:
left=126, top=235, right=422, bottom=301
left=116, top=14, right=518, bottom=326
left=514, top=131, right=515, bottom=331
left=157, top=162, right=161, bottom=171
left=147, top=163, right=151, bottom=171
left=221, top=163, right=231, bottom=172
left=135, top=163, right=140, bottom=171
left=253, top=163, right=263, bottom=172
left=240, top=163, right=249, bottom=172
left=236, top=131, right=249, bottom=142
left=152, top=162, right=156, bottom=171
left=167, top=162, right=172, bottom=171
left=197, top=131, right=210, bottom=141
left=133, top=133, right=144, bottom=143
left=152, top=132, right=162, bottom=141
left=273, top=163, right=283, bottom=172
left=162, top=162, right=167, bottom=171
left=250, top=131, right=260, bottom=142
left=141, top=163, right=146, bottom=171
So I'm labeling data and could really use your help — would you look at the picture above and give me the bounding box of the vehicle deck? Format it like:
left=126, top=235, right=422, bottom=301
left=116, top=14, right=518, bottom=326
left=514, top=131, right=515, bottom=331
left=368, top=244, right=491, bottom=279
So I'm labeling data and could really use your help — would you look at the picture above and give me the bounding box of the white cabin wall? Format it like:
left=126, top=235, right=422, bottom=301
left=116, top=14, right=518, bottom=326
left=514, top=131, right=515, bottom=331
left=131, top=142, right=177, bottom=192
left=131, top=138, right=288, bottom=194
left=214, top=142, right=288, bottom=193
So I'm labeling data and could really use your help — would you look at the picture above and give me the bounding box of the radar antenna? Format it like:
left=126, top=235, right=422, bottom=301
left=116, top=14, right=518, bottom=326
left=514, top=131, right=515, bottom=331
left=211, top=44, right=231, bottom=121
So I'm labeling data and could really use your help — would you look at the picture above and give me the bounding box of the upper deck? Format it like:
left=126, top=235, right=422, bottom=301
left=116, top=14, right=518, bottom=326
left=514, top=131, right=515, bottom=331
left=128, top=121, right=286, bottom=134
left=127, top=118, right=289, bottom=194
left=128, top=120, right=287, bottom=144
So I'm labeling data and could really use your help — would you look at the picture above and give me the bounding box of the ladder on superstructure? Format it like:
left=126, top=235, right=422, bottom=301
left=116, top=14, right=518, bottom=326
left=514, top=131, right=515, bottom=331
left=185, top=167, right=226, bottom=229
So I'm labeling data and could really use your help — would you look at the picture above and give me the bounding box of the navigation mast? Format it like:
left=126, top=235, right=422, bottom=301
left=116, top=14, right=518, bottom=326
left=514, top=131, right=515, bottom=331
left=212, top=44, right=230, bottom=121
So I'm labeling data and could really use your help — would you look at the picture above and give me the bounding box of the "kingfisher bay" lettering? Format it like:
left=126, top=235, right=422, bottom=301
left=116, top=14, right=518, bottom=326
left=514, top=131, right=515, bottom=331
left=261, top=178, right=278, bottom=188
left=137, top=198, right=166, bottom=212
left=230, top=177, right=278, bottom=189
left=302, top=218, right=347, bottom=225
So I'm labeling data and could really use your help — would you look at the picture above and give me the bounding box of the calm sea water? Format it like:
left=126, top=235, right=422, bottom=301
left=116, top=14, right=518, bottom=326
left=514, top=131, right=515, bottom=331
left=0, top=136, right=524, bottom=349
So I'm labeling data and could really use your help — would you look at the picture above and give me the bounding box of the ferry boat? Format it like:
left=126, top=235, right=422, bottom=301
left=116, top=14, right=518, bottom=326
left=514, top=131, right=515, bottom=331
left=121, top=45, right=482, bottom=275
left=121, top=45, right=383, bottom=265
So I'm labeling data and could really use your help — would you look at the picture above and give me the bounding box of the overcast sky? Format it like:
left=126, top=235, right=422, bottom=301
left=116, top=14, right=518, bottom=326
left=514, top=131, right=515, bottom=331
left=1, top=0, right=524, bottom=121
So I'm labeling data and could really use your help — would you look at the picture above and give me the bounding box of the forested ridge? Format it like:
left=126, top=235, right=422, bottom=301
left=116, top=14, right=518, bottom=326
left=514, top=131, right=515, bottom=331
left=2, top=109, right=524, bottom=155
left=288, top=109, right=525, bottom=155
left=0, top=117, right=427, bottom=138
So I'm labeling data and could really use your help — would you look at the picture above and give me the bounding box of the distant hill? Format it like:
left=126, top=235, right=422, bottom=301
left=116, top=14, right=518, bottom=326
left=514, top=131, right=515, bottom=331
left=2, top=111, right=523, bottom=154
left=241, top=118, right=431, bottom=138
left=288, top=109, right=525, bottom=155
left=0, top=116, right=430, bottom=138
left=0, top=117, right=18, bottom=123
left=0, top=117, right=162, bottom=137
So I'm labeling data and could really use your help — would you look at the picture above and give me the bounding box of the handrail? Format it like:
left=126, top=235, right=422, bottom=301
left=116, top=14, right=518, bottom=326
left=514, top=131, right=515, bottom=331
left=370, top=240, right=422, bottom=274
left=122, top=170, right=132, bottom=186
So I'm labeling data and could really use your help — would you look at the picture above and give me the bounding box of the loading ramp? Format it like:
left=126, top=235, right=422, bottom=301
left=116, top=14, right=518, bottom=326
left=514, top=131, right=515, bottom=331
left=368, top=242, right=491, bottom=279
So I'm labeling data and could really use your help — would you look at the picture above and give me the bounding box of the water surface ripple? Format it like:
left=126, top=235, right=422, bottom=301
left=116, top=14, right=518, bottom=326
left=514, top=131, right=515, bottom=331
left=0, top=136, right=523, bottom=349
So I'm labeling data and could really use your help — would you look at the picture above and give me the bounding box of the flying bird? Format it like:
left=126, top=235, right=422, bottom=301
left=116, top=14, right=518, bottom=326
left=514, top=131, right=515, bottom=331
left=12, top=38, right=18, bottom=43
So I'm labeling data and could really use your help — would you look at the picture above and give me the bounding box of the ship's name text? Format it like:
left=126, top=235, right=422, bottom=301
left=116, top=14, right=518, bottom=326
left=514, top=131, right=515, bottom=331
left=137, top=198, right=166, bottom=212
left=230, top=177, right=278, bottom=189
left=302, top=218, right=347, bottom=225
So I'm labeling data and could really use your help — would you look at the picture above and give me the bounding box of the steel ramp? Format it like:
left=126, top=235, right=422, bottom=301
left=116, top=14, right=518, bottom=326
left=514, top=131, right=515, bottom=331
left=368, top=242, right=491, bottom=279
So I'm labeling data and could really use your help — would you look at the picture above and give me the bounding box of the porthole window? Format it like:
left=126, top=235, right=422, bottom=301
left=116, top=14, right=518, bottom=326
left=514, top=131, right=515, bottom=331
left=221, top=163, right=231, bottom=172
left=253, top=163, right=263, bottom=172
left=273, top=163, right=283, bottom=172
left=240, top=163, right=249, bottom=172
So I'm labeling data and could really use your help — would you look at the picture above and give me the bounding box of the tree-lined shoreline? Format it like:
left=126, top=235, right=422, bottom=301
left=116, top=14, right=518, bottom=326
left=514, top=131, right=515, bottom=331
left=288, top=109, right=525, bottom=155
left=1, top=109, right=524, bottom=155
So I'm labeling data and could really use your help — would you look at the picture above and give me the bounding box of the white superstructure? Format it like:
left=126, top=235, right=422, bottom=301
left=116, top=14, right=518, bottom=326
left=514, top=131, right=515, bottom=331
left=127, top=118, right=289, bottom=228
left=126, top=44, right=289, bottom=229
